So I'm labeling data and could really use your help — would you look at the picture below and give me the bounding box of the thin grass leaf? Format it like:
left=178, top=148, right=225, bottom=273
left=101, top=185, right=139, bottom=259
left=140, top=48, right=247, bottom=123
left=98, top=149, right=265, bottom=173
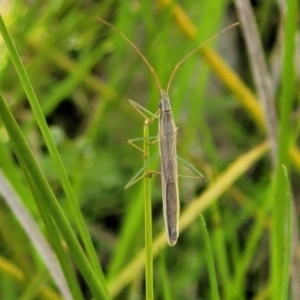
left=199, top=215, right=220, bottom=300
left=270, top=0, right=298, bottom=297
left=0, top=14, right=106, bottom=286
left=280, top=166, right=292, bottom=300
left=0, top=171, right=72, bottom=300
left=210, top=204, right=231, bottom=299
left=143, top=119, right=154, bottom=300
left=158, top=253, right=173, bottom=300
left=234, top=0, right=277, bottom=165
left=0, top=93, right=109, bottom=299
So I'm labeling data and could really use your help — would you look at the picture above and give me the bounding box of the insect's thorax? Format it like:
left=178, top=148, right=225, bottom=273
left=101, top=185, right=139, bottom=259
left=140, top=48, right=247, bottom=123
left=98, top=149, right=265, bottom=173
left=159, top=89, right=177, bottom=139
left=159, top=90, right=172, bottom=112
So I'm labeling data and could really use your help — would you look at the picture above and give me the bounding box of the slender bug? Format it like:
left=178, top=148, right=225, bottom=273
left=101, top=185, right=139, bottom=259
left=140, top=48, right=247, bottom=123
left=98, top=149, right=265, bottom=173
left=98, top=18, right=239, bottom=246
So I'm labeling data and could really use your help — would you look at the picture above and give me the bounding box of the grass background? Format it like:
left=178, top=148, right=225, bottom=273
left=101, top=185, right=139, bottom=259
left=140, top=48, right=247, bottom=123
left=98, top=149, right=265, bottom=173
left=0, top=0, right=298, bottom=299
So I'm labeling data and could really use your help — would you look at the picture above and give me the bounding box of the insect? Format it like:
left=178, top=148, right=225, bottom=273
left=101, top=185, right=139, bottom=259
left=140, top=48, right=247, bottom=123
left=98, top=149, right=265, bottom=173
left=98, top=18, right=238, bottom=246
left=159, top=89, right=179, bottom=246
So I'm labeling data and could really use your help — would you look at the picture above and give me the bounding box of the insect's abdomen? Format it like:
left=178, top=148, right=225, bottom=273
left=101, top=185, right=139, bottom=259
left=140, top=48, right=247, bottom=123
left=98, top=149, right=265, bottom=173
left=164, top=178, right=179, bottom=246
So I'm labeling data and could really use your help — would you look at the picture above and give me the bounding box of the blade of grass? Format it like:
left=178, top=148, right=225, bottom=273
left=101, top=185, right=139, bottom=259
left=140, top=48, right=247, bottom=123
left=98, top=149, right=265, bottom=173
left=230, top=195, right=270, bottom=298
left=280, top=166, right=292, bottom=300
left=0, top=92, right=109, bottom=299
left=199, top=215, right=220, bottom=300
left=158, top=253, right=172, bottom=300
left=270, top=0, right=297, bottom=297
left=25, top=170, right=84, bottom=300
left=0, top=139, right=37, bottom=213
left=0, top=14, right=107, bottom=287
left=143, top=119, right=154, bottom=300
left=0, top=114, right=83, bottom=298
left=210, top=204, right=231, bottom=299
left=234, top=0, right=277, bottom=166
left=0, top=170, right=72, bottom=300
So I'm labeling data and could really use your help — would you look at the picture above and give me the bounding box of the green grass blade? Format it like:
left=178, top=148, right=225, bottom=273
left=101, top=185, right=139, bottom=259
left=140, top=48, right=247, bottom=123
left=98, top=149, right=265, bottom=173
left=199, top=215, right=220, bottom=300
left=280, top=166, right=292, bottom=300
left=270, top=0, right=298, bottom=297
left=0, top=170, right=73, bottom=300
left=158, top=253, right=172, bottom=300
left=0, top=14, right=106, bottom=286
left=210, top=204, right=231, bottom=299
left=143, top=120, right=154, bottom=300
left=0, top=92, right=109, bottom=299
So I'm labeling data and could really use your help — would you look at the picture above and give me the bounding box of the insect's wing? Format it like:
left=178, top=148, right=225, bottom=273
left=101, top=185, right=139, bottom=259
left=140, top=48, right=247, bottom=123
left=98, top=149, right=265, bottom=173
left=161, top=165, right=179, bottom=246
left=159, top=95, right=180, bottom=246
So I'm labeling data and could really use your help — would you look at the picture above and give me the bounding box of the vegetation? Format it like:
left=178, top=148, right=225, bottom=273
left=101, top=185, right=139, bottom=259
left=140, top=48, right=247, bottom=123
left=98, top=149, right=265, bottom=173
left=0, top=0, right=298, bottom=299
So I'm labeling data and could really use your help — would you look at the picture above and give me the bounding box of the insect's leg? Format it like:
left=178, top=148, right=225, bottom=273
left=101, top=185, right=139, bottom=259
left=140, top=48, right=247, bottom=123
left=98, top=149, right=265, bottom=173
left=125, top=154, right=159, bottom=189
left=177, top=156, right=204, bottom=179
left=128, top=99, right=160, bottom=123
left=128, top=136, right=158, bottom=157
left=126, top=102, right=160, bottom=187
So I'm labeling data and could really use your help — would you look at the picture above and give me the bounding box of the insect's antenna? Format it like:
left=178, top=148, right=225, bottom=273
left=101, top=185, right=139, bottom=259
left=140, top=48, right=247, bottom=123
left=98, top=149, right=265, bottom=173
left=98, top=18, right=162, bottom=92
left=166, top=22, right=239, bottom=94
